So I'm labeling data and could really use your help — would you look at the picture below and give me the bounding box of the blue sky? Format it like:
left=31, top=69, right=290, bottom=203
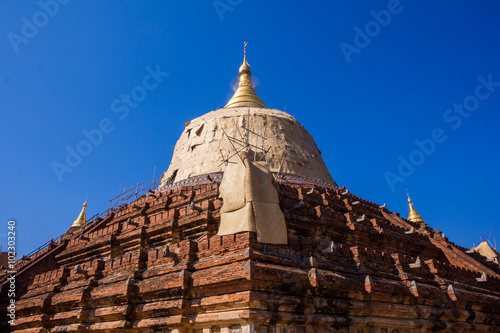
left=1, top=1, right=499, bottom=256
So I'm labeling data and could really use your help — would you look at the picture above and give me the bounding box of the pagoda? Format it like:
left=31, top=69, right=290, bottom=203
left=1, top=45, right=499, bottom=333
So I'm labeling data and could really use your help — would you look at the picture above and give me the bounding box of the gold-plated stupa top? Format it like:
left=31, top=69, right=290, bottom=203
left=406, top=191, right=424, bottom=223
left=71, top=198, right=87, bottom=227
left=224, top=42, right=267, bottom=109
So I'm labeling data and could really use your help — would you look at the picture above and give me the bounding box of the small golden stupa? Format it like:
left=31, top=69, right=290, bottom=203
left=407, top=191, right=424, bottom=223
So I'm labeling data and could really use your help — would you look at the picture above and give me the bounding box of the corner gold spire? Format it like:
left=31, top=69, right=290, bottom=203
left=71, top=197, right=88, bottom=227
left=406, top=191, right=424, bottom=223
left=224, top=42, right=267, bottom=109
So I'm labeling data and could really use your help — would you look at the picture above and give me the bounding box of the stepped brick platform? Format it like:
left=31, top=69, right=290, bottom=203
left=1, top=181, right=499, bottom=332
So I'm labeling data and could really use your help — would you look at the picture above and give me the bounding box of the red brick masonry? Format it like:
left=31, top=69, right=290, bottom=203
left=1, top=182, right=499, bottom=332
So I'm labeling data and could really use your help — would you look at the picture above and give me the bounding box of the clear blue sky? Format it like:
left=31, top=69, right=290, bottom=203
left=1, top=1, right=499, bottom=256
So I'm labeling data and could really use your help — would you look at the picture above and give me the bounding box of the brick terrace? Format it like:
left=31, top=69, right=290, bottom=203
left=1, top=181, right=499, bottom=332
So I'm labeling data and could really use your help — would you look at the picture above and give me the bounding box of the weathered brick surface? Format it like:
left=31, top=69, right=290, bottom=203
left=1, top=182, right=500, bottom=332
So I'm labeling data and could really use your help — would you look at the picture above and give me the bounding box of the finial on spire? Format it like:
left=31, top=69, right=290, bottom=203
left=224, top=42, right=267, bottom=108
left=239, top=41, right=251, bottom=75
left=406, top=191, right=424, bottom=223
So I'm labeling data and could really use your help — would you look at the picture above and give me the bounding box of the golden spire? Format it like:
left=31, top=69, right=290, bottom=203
left=224, top=42, right=267, bottom=109
left=71, top=197, right=88, bottom=227
left=406, top=191, right=424, bottom=223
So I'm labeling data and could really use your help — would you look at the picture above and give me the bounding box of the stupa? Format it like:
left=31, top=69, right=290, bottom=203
left=1, top=44, right=499, bottom=333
